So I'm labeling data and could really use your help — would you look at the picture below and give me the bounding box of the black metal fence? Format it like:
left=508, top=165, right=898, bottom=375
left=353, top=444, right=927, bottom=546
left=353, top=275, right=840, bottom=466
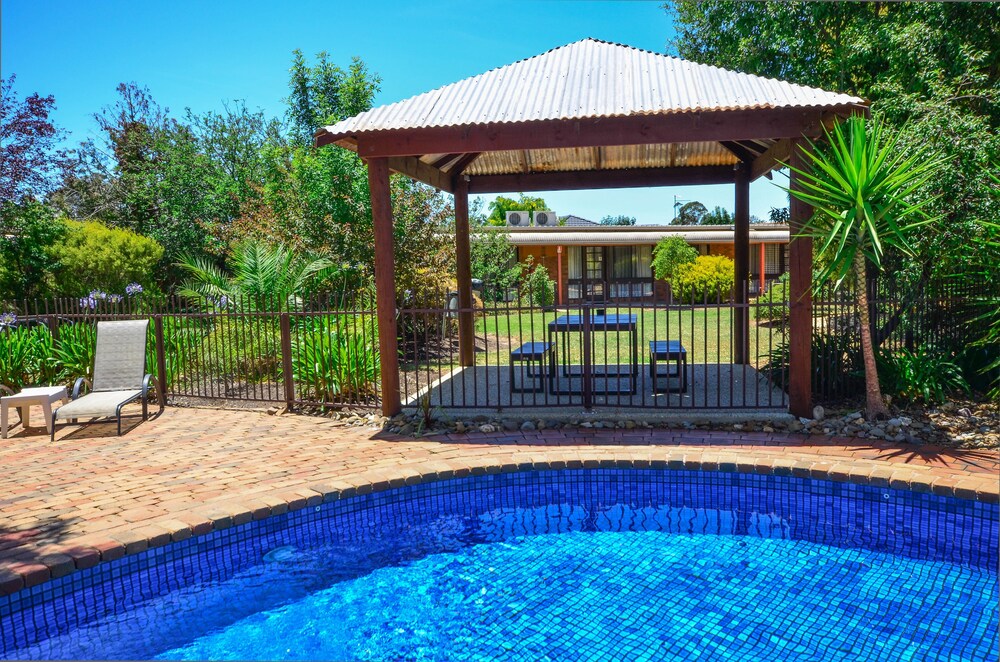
left=0, top=276, right=989, bottom=413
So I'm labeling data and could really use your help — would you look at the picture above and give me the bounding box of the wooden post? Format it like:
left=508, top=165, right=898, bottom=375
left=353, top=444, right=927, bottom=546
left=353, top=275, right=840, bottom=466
left=279, top=313, right=295, bottom=411
left=556, top=246, right=563, bottom=306
left=368, top=157, right=402, bottom=416
left=453, top=178, right=475, bottom=367
left=788, top=139, right=813, bottom=418
left=759, top=243, right=767, bottom=294
left=733, top=161, right=750, bottom=364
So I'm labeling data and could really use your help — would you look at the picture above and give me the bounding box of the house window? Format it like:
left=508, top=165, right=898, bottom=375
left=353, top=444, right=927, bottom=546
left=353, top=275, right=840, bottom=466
left=765, top=244, right=782, bottom=274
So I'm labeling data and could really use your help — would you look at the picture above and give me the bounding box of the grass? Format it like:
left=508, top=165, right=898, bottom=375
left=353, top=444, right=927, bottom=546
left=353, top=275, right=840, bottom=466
left=475, top=305, right=786, bottom=369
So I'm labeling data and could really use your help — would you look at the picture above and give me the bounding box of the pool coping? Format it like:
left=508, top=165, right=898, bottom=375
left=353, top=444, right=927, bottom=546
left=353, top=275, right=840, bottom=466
left=2, top=430, right=997, bottom=598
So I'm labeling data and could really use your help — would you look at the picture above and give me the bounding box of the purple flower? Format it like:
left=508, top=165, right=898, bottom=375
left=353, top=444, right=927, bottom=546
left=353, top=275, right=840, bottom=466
left=214, top=295, right=229, bottom=309
left=0, top=312, right=17, bottom=328
left=125, top=282, right=143, bottom=296
left=89, top=290, right=108, bottom=301
left=79, top=296, right=97, bottom=310
left=108, top=294, right=124, bottom=304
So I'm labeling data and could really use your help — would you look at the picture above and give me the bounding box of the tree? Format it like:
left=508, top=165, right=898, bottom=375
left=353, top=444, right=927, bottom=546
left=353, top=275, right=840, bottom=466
left=0, top=201, right=65, bottom=300
left=701, top=206, right=733, bottom=225
left=470, top=229, right=522, bottom=302
left=0, top=75, right=72, bottom=202
left=486, top=194, right=549, bottom=225
left=784, top=117, right=945, bottom=419
left=651, top=235, right=698, bottom=281
left=286, top=50, right=380, bottom=147
left=51, top=220, right=164, bottom=296
left=667, top=1, right=999, bottom=283
left=670, top=200, right=707, bottom=225
left=768, top=207, right=790, bottom=224
left=600, top=214, right=637, bottom=226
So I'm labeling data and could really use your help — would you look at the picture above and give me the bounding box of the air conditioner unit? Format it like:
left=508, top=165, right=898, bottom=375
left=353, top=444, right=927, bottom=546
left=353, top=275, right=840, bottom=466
left=506, top=211, right=531, bottom=227
left=533, top=210, right=557, bottom=227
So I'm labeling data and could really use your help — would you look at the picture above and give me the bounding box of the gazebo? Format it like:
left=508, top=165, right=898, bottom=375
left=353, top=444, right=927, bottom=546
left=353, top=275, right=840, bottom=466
left=315, top=39, right=867, bottom=418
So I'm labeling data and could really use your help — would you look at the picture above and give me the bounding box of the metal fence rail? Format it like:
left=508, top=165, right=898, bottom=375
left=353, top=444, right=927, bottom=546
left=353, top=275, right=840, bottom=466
left=0, top=276, right=988, bottom=413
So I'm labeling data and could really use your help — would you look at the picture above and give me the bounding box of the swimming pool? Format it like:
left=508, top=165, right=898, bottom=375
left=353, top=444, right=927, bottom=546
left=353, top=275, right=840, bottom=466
left=2, top=470, right=997, bottom=660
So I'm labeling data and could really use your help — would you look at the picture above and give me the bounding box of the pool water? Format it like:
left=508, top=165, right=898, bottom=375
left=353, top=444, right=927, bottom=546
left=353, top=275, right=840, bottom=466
left=155, top=532, right=997, bottom=662
left=2, top=470, right=997, bottom=661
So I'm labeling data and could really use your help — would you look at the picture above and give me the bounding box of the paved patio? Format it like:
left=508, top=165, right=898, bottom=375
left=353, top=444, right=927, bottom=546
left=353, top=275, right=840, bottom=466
left=1, top=403, right=997, bottom=596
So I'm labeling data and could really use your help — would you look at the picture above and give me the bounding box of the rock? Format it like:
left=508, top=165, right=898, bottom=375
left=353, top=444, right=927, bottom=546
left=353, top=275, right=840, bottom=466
left=537, top=420, right=547, bottom=430
left=399, top=423, right=415, bottom=435
left=845, top=412, right=863, bottom=422
left=869, top=426, right=886, bottom=439
left=733, top=424, right=744, bottom=431
left=763, top=426, right=775, bottom=433
left=520, top=421, right=536, bottom=432
left=957, top=407, right=973, bottom=418
left=887, top=418, right=902, bottom=428
left=799, top=417, right=812, bottom=426
left=479, top=424, right=496, bottom=433
left=594, top=422, right=604, bottom=429
left=812, top=405, right=825, bottom=421
left=502, top=420, right=519, bottom=432
left=625, top=421, right=636, bottom=430
left=454, top=421, right=466, bottom=433
left=581, top=421, right=593, bottom=428
left=899, top=416, right=912, bottom=427
left=787, top=420, right=804, bottom=432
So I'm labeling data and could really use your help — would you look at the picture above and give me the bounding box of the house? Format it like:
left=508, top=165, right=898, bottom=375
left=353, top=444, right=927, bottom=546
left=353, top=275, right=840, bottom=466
left=502, top=224, right=790, bottom=303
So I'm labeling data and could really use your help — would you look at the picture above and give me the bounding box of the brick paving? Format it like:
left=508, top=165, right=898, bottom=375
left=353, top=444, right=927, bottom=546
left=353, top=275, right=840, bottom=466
left=1, top=404, right=997, bottom=596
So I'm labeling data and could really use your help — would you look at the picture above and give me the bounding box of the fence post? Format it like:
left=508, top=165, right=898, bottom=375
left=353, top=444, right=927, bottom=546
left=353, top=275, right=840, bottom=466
left=279, top=313, right=295, bottom=411
left=153, top=315, right=168, bottom=404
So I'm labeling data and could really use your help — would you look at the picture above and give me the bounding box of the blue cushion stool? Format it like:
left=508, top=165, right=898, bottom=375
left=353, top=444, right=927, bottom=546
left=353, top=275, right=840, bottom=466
left=649, top=340, right=688, bottom=393
left=510, top=342, right=555, bottom=394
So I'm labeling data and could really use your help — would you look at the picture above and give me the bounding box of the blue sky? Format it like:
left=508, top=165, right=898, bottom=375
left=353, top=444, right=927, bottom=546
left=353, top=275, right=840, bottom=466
left=3, top=0, right=788, bottom=224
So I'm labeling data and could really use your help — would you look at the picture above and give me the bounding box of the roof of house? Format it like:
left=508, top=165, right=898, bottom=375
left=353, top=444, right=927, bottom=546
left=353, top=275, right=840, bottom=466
left=560, top=215, right=599, bottom=227
left=316, top=39, right=865, bottom=182
left=496, top=224, right=790, bottom=246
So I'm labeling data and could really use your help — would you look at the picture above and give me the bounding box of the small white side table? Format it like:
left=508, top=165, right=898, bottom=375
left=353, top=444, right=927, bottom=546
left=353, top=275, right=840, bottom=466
left=1, top=386, right=69, bottom=438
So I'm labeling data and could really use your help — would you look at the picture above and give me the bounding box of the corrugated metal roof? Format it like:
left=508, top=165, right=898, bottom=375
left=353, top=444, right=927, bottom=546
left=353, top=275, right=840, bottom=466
left=319, top=38, right=863, bottom=142
left=500, top=226, right=790, bottom=246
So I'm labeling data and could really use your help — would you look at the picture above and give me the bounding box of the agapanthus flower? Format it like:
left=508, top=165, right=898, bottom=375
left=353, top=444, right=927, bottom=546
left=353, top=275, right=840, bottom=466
left=125, top=283, right=143, bottom=296
left=214, top=295, right=230, bottom=309
left=108, top=294, right=124, bottom=304
left=0, top=312, right=17, bottom=328
left=79, top=296, right=97, bottom=310
left=89, top=290, right=108, bottom=301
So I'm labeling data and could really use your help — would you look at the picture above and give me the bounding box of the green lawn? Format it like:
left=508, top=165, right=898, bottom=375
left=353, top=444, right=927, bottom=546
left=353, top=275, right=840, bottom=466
left=475, top=306, right=785, bottom=368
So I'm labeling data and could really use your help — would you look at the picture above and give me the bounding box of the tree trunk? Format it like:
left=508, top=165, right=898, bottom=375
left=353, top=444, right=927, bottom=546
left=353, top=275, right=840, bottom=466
left=855, top=249, right=889, bottom=419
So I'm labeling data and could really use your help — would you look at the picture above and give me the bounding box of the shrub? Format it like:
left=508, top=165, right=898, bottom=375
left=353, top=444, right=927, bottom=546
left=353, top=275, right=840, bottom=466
left=522, top=261, right=555, bottom=308
left=470, top=230, right=522, bottom=302
left=877, top=346, right=970, bottom=404
left=671, top=255, right=735, bottom=302
left=52, top=220, right=164, bottom=296
left=762, top=331, right=863, bottom=400
left=198, top=317, right=281, bottom=383
left=755, top=274, right=789, bottom=324
left=0, top=325, right=56, bottom=390
left=293, top=315, right=380, bottom=402
left=51, top=322, right=97, bottom=384
left=651, top=236, right=697, bottom=281
left=397, top=266, right=455, bottom=341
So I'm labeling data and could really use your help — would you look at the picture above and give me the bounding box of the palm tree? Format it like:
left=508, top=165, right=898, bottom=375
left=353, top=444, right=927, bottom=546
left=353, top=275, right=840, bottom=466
left=177, top=241, right=339, bottom=311
left=784, top=116, right=945, bottom=419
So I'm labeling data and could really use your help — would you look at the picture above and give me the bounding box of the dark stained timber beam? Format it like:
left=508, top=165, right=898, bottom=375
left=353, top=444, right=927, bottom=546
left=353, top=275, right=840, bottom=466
left=448, top=152, right=481, bottom=176
left=720, top=141, right=758, bottom=163
left=329, top=106, right=862, bottom=158
left=430, top=153, right=462, bottom=169
left=467, top=165, right=734, bottom=194
left=750, top=138, right=796, bottom=181
left=386, top=156, right=454, bottom=193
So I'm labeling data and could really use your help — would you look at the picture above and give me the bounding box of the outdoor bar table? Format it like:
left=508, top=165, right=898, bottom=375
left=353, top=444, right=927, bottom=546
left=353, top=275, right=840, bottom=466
left=546, top=313, right=639, bottom=395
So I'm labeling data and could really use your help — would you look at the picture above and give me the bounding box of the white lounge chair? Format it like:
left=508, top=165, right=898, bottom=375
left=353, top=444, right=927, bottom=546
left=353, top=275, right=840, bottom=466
left=50, top=320, right=161, bottom=439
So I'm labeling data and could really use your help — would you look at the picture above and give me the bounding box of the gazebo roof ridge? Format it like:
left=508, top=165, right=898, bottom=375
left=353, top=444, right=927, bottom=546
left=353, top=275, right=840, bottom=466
left=315, top=37, right=865, bottom=145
